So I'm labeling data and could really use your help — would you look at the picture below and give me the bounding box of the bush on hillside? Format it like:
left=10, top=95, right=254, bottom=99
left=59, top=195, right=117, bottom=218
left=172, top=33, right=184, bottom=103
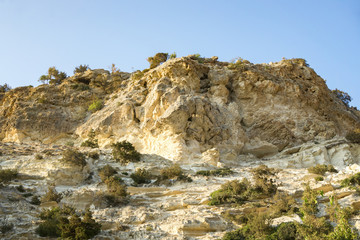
left=130, top=168, right=153, bottom=184
left=81, top=129, right=99, bottom=148
left=36, top=206, right=101, bottom=239
left=112, top=141, right=140, bottom=164
left=0, top=83, right=11, bottom=93
left=308, top=164, right=338, bottom=175
left=331, top=89, right=352, bottom=107
left=88, top=99, right=104, bottom=113
left=147, top=53, right=169, bottom=69
left=0, top=169, right=18, bottom=183
left=98, top=165, right=117, bottom=182
left=39, top=67, right=67, bottom=85
left=61, top=149, right=87, bottom=167
left=346, top=129, right=360, bottom=143
left=74, top=64, right=89, bottom=74
left=41, top=186, right=62, bottom=203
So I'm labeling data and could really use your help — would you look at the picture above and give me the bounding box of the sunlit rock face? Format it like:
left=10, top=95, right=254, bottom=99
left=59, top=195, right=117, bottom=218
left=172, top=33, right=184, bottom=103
left=1, top=56, right=359, bottom=164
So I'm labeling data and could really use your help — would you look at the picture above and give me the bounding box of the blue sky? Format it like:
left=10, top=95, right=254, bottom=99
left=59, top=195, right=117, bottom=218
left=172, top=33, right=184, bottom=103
left=1, top=0, right=359, bottom=107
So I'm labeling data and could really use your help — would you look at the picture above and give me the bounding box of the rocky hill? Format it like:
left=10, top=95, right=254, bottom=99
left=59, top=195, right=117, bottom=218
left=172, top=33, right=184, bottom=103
left=1, top=55, right=360, bottom=239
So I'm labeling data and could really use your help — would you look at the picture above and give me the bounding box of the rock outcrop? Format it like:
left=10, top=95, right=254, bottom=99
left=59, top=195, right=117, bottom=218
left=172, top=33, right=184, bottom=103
left=1, top=56, right=359, bottom=164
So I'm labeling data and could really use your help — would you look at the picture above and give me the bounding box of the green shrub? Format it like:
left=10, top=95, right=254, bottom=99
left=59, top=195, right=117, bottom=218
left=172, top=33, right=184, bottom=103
left=61, top=149, right=87, bottom=167
left=209, top=179, right=251, bottom=205
left=346, top=129, right=360, bottom=143
left=103, top=176, right=128, bottom=206
left=130, top=168, right=153, bottom=184
left=315, top=176, right=324, bottom=182
left=74, top=64, right=89, bottom=74
left=36, top=207, right=101, bottom=239
left=98, top=165, right=117, bottom=182
left=196, top=168, right=233, bottom=177
left=88, top=99, right=104, bottom=113
left=308, top=164, right=338, bottom=175
left=112, top=141, right=140, bottom=164
left=0, top=169, right=18, bottom=183
left=38, top=67, right=67, bottom=85
left=41, top=186, right=62, bottom=203
left=341, top=172, right=360, bottom=187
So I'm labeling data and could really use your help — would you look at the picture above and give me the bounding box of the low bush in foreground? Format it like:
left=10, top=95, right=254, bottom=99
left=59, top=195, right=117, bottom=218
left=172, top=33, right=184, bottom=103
left=36, top=206, right=101, bottom=239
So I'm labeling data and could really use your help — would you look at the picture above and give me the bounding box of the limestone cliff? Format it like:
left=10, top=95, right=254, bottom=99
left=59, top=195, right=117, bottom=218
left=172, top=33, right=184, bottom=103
left=1, top=56, right=359, bottom=162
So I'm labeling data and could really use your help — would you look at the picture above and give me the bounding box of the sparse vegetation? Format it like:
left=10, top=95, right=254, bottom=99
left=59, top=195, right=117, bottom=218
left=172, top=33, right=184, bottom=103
left=332, top=89, right=352, bottom=107
left=36, top=206, right=101, bottom=239
left=189, top=53, right=205, bottom=63
left=88, top=99, right=104, bottom=113
left=308, top=164, right=338, bottom=175
left=147, top=53, right=169, bottom=69
left=112, top=141, right=140, bottom=164
left=0, top=169, right=18, bottom=184
left=169, top=52, right=177, bottom=59
left=130, top=168, right=153, bottom=184
left=196, top=168, right=233, bottom=177
left=61, top=148, right=87, bottom=167
left=41, top=186, right=62, bottom=203
left=38, top=67, right=67, bottom=85
left=81, top=129, right=99, bottom=148
left=227, top=57, right=250, bottom=70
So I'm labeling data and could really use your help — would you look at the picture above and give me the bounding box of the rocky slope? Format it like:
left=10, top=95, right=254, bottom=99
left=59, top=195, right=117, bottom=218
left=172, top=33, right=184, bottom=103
left=1, top=55, right=360, bottom=239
